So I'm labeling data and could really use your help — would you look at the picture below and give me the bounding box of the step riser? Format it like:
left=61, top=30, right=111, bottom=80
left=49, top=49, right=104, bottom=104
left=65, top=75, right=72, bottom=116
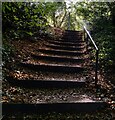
left=62, top=37, right=83, bottom=41
left=62, top=34, right=83, bottom=40
left=45, top=45, right=85, bottom=51
left=48, top=40, right=85, bottom=43
left=32, top=54, right=85, bottom=63
left=64, top=30, right=83, bottom=35
left=3, top=103, right=108, bottom=114
left=55, top=40, right=84, bottom=43
left=46, top=43, right=86, bottom=48
left=6, top=77, right=85, bottom=88
left=38, top=49, right=85, bottom=56
left=21, top=63, right=84, bottom=73
left=60, top=37, right=82, bottom=40
left=47, top=41, right=85, bottom=46
left=63, top=33, right=83, bottom=36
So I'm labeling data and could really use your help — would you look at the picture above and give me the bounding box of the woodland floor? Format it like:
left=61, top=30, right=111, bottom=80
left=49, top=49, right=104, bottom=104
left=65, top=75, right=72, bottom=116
left=2, top=36, right=115, bottom=119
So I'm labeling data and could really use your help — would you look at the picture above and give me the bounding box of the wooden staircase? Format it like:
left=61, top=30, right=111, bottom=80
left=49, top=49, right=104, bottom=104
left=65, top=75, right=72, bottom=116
left=3, top=30, right=107, bottom=114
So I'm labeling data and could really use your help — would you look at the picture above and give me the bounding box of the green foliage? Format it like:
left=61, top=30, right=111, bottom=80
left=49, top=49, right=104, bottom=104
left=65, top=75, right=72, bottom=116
left=92, top=20, right=115, bottom=67
left=2, top=2, right=48, bottom=39
left=43, top=2, right=66, bottom=28
left=2, top=2, right=67, bottom=39
left=2, top=39, right=15, bottom=68
left=69, top=2, right=115, bottom=67
left=2, top=2, right=115, bottom=68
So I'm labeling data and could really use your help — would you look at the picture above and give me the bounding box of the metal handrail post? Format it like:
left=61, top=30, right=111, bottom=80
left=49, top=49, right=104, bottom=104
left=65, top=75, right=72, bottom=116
left=83, top=26, right=99, bottom=90
left=95, top=50, right=99, bottom=89
left=86, top=33, right=88, bottom=52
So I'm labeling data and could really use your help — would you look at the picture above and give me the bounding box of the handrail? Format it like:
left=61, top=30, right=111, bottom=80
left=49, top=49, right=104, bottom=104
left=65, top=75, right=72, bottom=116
left=83, top=26, right=98, bottom=50
left=83, top=26, right=99, bottom=90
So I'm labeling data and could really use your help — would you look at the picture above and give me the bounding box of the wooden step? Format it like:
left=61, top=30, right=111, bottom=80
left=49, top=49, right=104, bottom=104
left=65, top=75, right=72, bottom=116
left=64, top=31, right=83, bottom=37
left=3, top=99, right=107, bottom=114
left=62, top=36, right=83, bottom=41
left=65, top=30, right=83, bottom=34
left=53, top=39, right=84, bottom=43
left=37, top=48, right=86, bottom=56
left=31, top=53, right=86, bottom=63
left=21, top=61, right=85, bottom=73
left=6, top=75, right=86, bottom=88
left=45, top=43, right=86, bottom=51
left=45, top=43, right=86, bottom=49
left=2, top=84, right=107, bottom=114
left=7, top=70, right=87, bottom=85
left=3, top=102, right=107, bottom=114
left=45, top=43, right=86, bottom=48
left=47, top=40, right=86, bottom=46
left=64, top=32, right=83, bottom=35
left=63, top=36, right=83, bottom=39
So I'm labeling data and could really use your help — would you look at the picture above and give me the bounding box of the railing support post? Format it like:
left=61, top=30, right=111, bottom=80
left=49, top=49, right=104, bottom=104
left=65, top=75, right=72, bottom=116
left=86, top=34, right=88, bottom=52
left=84, top=26, right=99, bottom=90
left=83, top=29, right=85, bottom=41
left=83, top=29, right=88, bottom=52
left=95, top=50, right=99, bottom=90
